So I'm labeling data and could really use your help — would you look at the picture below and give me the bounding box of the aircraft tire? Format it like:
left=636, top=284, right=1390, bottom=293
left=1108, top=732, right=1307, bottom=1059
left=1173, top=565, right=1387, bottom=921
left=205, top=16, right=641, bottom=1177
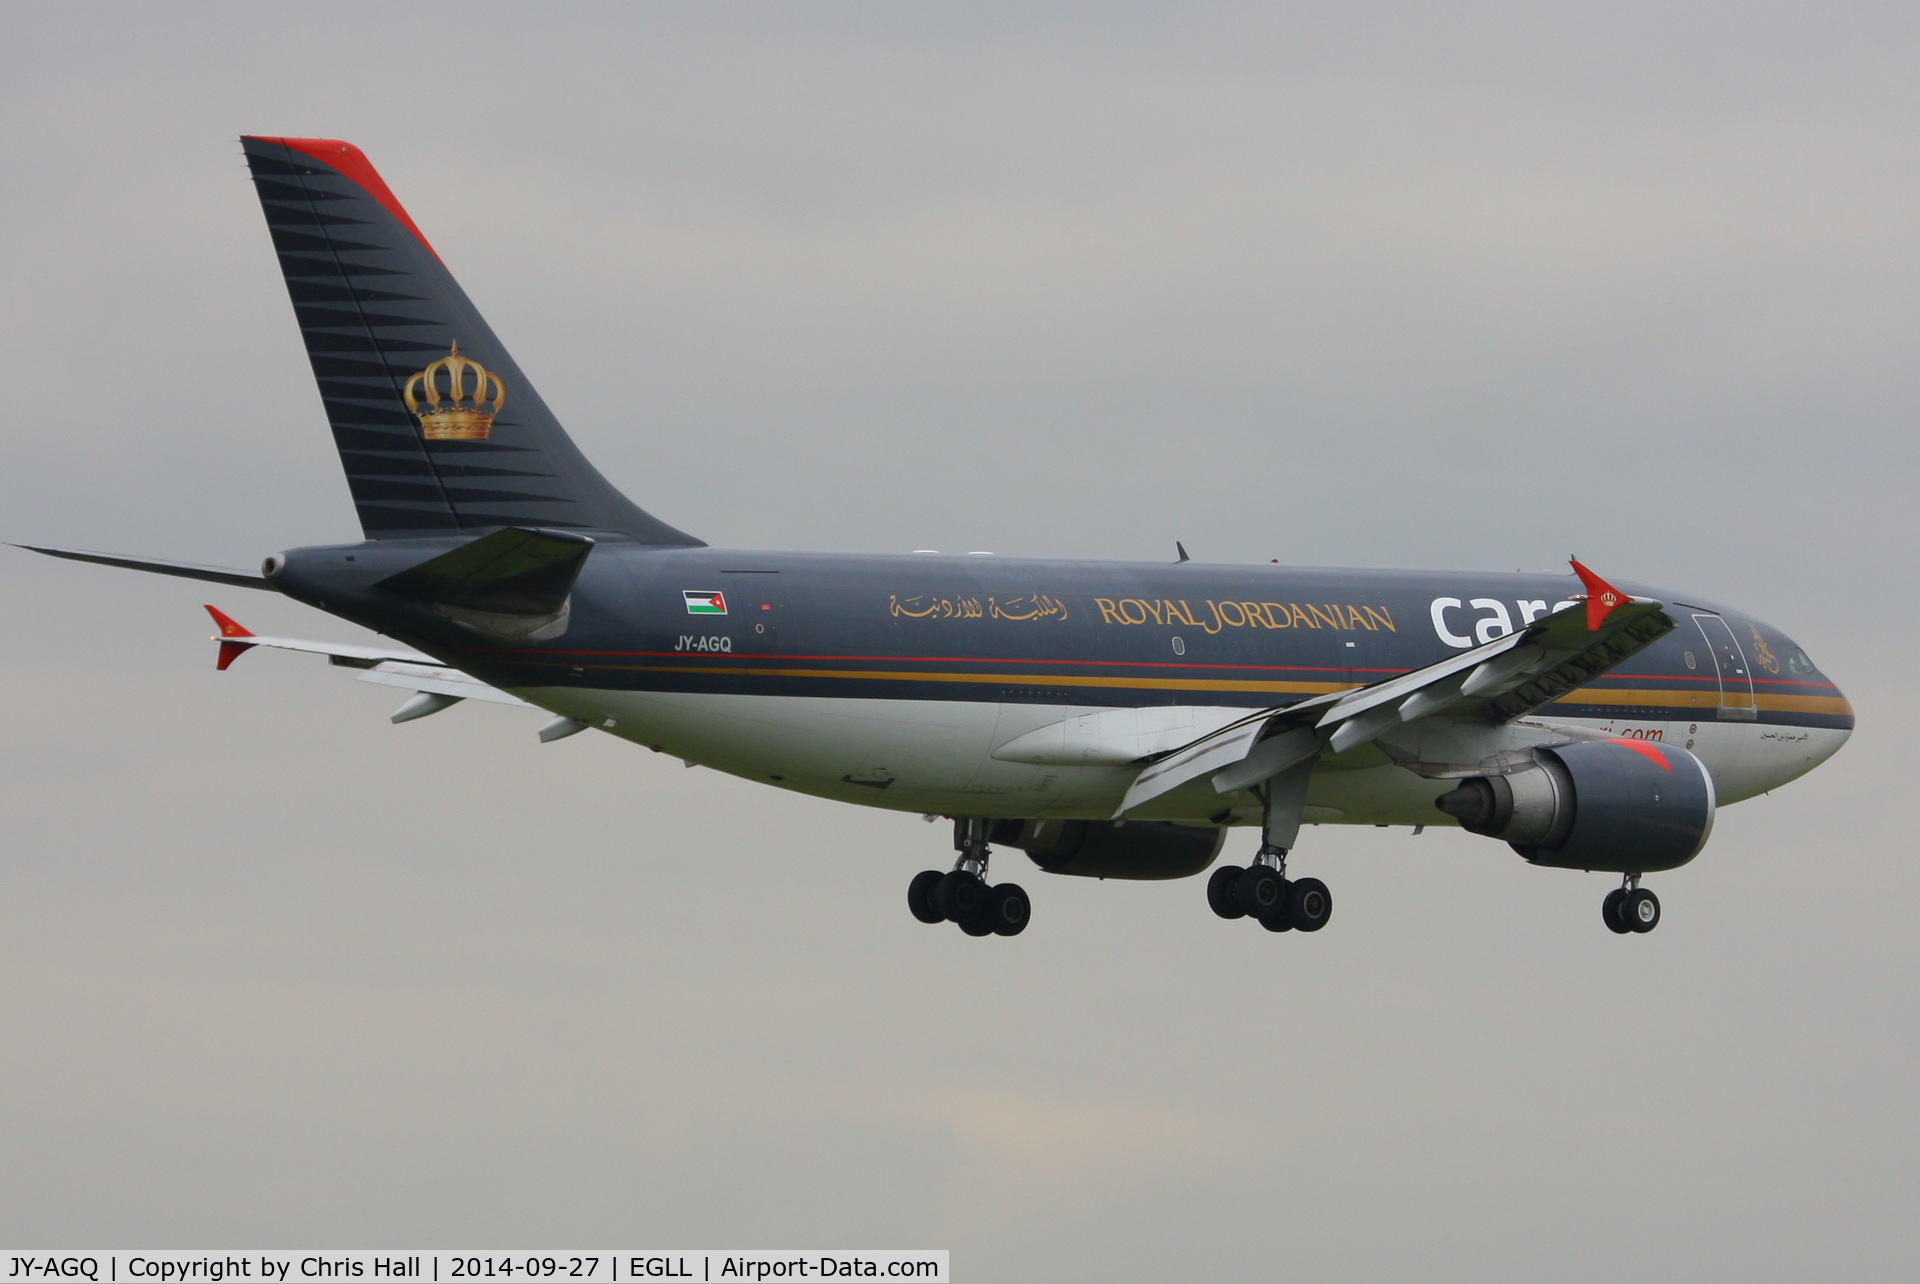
left=1258, top=910, right=1295, bottom=933
left=958, top=914, right=994, bottom=937
left=1286, top=877, right=1333, bottom=932
left=908, top=869, right=947, bottom=924
left=1601, top=888, right=1631, bottom=934
left=1207, top=865, right=1247, bottom=919
left=1624, top=887, right=1661, bottom=933
left=936, top=869, right=989, bottom=922
left=987, top=883, right=1031, bottom=936
left=1236, top=865, right=1287, bottom=918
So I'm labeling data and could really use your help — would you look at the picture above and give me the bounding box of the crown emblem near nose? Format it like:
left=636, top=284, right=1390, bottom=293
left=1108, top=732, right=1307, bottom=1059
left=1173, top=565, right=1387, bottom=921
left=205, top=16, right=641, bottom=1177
left=403, top=341, right=506, bottom=441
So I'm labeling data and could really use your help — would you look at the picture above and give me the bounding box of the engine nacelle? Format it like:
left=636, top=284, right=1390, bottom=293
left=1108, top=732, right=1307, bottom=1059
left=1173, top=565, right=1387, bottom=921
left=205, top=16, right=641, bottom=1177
left=1434, top=739, right=1716, bottom=873
left=990, top=819, right=1226, bottom=880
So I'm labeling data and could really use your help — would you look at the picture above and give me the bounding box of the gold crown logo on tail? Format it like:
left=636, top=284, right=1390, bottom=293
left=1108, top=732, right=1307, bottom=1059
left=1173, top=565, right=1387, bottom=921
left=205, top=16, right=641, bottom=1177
left=403, top=341, right=505, bottom=440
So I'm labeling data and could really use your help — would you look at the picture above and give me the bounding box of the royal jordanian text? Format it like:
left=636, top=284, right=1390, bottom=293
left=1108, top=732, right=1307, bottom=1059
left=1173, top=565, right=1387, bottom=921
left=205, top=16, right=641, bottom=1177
left=3, top=1257, right=946, bottom=1284
left=1093, top=597, right=1396, bottom=633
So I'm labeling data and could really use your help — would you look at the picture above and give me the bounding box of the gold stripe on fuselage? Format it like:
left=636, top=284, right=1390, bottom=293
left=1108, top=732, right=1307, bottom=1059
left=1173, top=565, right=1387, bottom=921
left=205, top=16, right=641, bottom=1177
left=1552, top=688, right=1854, bottom=717
left=545, top=660, right=1854, bottom=719
left=574, top=662, right=1355, bottom=696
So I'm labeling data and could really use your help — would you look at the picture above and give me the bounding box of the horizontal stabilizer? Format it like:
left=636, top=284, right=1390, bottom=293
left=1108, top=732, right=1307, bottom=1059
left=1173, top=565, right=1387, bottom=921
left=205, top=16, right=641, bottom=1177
left=375, top=526, right=592, bottom=616
left=17, top=544, right=275, bottom=590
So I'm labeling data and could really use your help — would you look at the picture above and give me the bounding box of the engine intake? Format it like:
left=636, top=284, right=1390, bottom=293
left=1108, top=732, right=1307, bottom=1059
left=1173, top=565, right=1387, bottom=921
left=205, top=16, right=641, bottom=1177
left=989, top=819, right=1225, bottom=880
left=1435, top=739, right=1716, bottom=873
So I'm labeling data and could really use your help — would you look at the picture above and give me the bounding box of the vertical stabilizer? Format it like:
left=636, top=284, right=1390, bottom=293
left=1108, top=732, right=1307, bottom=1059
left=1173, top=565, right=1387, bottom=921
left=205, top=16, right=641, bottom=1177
left=241, top=136, right=701, bottom=546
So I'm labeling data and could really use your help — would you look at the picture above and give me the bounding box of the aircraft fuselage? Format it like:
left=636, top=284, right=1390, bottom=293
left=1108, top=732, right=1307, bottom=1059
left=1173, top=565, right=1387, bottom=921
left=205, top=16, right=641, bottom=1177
left=269, top=540, right=1853, bottom=827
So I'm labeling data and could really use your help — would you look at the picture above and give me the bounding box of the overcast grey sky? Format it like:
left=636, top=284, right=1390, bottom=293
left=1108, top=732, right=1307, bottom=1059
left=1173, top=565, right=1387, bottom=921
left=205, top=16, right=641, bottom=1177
left=2, top=3, right=1916, bottom=1278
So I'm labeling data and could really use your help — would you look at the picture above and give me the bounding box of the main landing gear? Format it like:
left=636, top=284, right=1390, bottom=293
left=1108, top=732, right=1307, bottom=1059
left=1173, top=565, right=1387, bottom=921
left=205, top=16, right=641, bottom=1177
left=907, top=818, right=1030, bottom=937
left=1206, top=762, right=1332, bottom=934
left=1602, top=874, right=1661, bottom=934
left=1207, top=858, right=1332, bottom=933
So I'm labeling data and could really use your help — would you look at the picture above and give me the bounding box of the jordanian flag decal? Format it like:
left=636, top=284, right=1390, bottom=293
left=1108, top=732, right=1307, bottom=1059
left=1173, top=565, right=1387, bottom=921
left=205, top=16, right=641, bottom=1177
left=683, top=590, right=728, bottom=615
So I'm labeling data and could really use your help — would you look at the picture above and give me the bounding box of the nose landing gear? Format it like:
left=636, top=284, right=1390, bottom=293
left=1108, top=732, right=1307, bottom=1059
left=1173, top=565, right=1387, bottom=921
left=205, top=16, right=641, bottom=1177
left=906, top=818, right=1031, bottom=936
left=1602, top=874, right=1661, bottom=934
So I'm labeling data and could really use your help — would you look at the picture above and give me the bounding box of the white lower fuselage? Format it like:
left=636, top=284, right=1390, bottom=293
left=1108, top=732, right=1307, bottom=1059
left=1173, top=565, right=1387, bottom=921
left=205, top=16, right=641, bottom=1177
left=509, top=687, right=1851, bottom=829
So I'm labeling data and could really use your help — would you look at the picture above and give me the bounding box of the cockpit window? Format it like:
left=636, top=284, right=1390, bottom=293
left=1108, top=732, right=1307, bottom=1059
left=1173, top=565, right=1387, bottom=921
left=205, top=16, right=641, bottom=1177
left=1786, top=648, right=1818, bottom=675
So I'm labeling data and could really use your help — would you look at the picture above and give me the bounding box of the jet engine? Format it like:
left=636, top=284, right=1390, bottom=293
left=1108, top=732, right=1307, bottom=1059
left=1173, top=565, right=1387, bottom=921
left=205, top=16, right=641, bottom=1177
left=989, top=819, right=1226, bottom=880
left=1434, top=739, right=1716, bottom=872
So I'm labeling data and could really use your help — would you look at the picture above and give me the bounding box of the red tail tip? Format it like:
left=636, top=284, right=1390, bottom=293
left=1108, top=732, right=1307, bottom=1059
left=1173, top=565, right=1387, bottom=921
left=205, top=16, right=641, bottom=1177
left=243, top=136, right=439, bottom=260
left=1569, top=559, right=1627, bottom=631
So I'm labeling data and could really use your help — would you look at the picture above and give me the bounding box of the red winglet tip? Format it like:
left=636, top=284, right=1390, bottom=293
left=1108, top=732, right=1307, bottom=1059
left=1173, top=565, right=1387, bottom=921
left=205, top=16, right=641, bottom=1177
left=204, top=605, right=253, bottom=638
left=215, top=639, right=254, bottom=672
left=1570, top=559, right=1626, bottom=631
left=244, top=135, right=441, bottom=262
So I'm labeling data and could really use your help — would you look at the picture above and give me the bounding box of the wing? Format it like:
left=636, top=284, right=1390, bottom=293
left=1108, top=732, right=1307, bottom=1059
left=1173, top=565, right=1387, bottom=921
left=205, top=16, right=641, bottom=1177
left=201, top=605, right=537, bottom=725
left=1116, top=562, right=1675, bottom=814
left=1303, top=593, right=1673, bottom=751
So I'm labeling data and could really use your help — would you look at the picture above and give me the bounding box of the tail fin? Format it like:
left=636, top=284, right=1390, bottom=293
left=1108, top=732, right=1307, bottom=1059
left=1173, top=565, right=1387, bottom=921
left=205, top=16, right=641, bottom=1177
left=241, top=136, right=701, bottom=546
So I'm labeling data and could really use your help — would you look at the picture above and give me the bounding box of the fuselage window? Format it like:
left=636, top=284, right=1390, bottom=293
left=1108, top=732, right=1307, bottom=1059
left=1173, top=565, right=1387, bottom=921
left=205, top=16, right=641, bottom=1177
left=1786, top=648, right=1817, bottom=675
left=1684, top=651, right=1696, bottom=670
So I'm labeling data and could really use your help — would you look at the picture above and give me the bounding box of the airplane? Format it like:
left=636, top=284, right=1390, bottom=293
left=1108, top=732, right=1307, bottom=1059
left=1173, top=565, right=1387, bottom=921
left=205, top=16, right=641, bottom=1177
left=19, top=136, right=1854, bottom=939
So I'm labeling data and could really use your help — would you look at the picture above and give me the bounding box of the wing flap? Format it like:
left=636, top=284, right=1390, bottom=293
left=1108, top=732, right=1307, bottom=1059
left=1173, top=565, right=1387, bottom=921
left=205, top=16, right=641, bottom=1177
left=993, top=705, right=1254, bottom=766
left=356, top=661, right=529, bottom=707
left=1113, top=712, right=1275, bottom=815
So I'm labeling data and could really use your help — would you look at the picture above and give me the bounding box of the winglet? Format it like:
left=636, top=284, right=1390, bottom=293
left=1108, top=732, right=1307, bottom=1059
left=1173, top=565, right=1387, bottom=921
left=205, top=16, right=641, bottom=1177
left=1569, top=558, right=1626, bottom=631
left=205, top=605, right=256, bottom=671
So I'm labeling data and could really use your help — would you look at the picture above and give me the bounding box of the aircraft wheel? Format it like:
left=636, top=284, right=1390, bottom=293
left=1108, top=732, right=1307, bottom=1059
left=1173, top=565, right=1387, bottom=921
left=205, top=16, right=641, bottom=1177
left=1207, top=865, right=1247, bottom=919
left=986, top=883, right=1031, bottom=936
left=957, top=915, right=994, bottom=936
left=1623, top=887, right=1661, bottom=933
left=1258, top=910, right=1295, bottom=933
left=1601, top=888, right=1631, bottom=934
left=908, top=869, right=947, bottom=924
left=1286, top=877, right=1333, bottom=932
left=1236, top=865, right=1287, bottom=918
left=936, top=869, right=988, bottom=922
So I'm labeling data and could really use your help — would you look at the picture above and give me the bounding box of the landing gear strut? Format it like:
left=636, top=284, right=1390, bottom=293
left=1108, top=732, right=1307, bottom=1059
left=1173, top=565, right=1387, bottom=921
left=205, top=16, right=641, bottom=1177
left=1207, top=763, right=1332, bottom=934
left=1602, top=874, right=1660, bottom=934
left=906, top=818, right=1031, bottom=936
